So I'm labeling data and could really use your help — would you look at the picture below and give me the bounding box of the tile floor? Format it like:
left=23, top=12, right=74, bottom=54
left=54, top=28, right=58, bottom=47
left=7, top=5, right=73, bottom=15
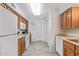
left=23, top=41, right=58, bottom=56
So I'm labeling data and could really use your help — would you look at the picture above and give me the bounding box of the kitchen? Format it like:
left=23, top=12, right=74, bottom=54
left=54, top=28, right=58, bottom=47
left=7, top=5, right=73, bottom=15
left=0, top=3, right=79, bottom=56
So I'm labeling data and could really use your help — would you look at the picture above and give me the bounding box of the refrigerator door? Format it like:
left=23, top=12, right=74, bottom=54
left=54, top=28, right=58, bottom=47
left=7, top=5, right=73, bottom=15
left=0, top=7, right=18, bottom=36
left=0, top=35, right=18, bottom=56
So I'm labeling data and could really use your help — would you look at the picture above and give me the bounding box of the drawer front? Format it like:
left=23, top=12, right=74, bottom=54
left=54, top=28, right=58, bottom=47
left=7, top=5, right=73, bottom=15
left=64, top=40, right=75, bottom=51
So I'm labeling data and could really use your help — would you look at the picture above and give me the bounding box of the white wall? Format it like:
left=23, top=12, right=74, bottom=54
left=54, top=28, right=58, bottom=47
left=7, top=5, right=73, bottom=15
left=9, top=3, right=26, bottom=17
left=46, top=8, right=60, bottom=51
left=28, top=8, right=61, bottom=52
left=46, top=3, right=79, bottom=52
left=59, top=3, right=79, bottom=14
left=29, top=18, right=47, bottom=42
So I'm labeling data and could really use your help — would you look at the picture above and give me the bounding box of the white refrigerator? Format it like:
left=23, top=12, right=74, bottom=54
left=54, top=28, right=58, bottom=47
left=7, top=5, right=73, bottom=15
left=0, top=7, right=18, bottom=56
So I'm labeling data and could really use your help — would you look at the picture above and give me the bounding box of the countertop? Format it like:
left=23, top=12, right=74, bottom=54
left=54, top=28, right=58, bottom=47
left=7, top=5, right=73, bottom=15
left=17, top=32, right=31, bottom=39
left=17, top=34, right=26, bottom=39
left=56, top=34, right=79, bottom=46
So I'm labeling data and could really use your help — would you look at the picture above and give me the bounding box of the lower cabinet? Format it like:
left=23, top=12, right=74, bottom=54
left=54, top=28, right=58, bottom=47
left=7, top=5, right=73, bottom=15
left=64, top=40, right=75, bottom=56
left=75, top=46, right=79, bottom=56
left=64, top=40, right=79, bottom=56
left=64, top=46, right=74, bottom=56
left=18, top=37, right=25, bottom=56
left=75, top=52, right=79, bottom=56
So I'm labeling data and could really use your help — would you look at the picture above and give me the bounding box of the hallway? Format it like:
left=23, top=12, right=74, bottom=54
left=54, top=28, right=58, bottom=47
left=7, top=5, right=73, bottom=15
left=23, top=41, right=58, bottom=56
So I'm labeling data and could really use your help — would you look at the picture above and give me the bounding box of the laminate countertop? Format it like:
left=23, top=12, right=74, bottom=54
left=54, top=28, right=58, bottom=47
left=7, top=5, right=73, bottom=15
left=17, top=34, right=26, bottom=39
left=56, top=35, right=79, bottom=46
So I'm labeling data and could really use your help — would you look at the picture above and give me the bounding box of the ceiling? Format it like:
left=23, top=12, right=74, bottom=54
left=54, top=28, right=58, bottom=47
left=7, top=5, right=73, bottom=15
left=15, top=3, right=79, bottom=20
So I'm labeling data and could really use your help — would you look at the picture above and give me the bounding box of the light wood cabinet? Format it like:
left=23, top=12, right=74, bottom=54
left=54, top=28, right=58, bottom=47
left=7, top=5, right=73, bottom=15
left=18, top=37, right=25, bottom=56
left=61, top=7, right=79, bottom=29
left=66, top=8, right=72, bottom=28
left=26, top=20, right=28, bottom=31
left=64, top=40, right=75, bottom=56
left=75, top=52, right=79, bottom=56
left=75, top=46, right=79, bottom=56
left=64, top=40, right=79, bottom=56
left=64, top=46, right=74, bottom=56
left=61, top=13, right=66, bottom=28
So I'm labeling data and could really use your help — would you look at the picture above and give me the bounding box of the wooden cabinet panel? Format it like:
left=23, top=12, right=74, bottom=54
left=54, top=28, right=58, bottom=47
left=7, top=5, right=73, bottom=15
left=61, top=8, right=72, bottom=29
left=18, top=16, right=22, bottom=30
left=18, top=38, right=22, bottom=56
left=61, top=14, right=64, bottom=28
left=64, top=46, right=74, bottom=56
left=76, top=45, right=79, bottom=51
left=63, top=13, right=66, bottom=28
left=64, top=40, right=75, bottom=56
left=61, top=13, right=66, bottom=28
left=75, top=45, right=79, bottom=56
left=64, top=40, right=75, bottom=51
left=22, top=37, right=25, bottom=53
left=64, top=40, right=79, bottom=56
left=66, top=9, right=72, bottom=28
left=26, top=21, right=28, bottom=31
left=75, top=52, right=79, bottom=56
left=61, top=7, right=79, bottom=29
left=18, top=37, right=25, bottom=56
left=72, top=7, right=79, bottom=28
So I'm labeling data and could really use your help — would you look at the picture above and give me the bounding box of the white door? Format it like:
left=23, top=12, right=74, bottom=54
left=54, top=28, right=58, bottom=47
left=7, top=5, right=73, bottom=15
left=31, top=20, right=47, bottom=41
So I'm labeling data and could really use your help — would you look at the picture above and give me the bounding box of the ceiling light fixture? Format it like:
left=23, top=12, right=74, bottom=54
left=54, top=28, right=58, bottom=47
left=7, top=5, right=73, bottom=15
left=30, top=3, right=41, bottom=16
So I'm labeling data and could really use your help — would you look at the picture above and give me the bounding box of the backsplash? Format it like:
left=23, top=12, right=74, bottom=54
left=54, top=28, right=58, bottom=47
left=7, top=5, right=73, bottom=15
left=62, top=29, right=79, bottom=36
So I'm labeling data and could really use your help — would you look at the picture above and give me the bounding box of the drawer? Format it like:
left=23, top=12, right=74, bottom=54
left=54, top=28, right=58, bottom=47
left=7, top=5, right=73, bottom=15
left=64, top=40, right=75, bottom=51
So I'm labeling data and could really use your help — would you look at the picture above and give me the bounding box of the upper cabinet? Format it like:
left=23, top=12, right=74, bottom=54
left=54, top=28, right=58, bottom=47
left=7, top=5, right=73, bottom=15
left=18, top=16, right=28, bottom=32
left=0, top=3, right=29, bottom=32
left=61, top=7, right=79, bottom=29
left=20, top=22, right=26, bottom=30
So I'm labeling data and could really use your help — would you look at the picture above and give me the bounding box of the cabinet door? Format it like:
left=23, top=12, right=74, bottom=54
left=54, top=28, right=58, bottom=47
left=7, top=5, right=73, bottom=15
left=72, top=7, right=79, bottom=28
left=21, top=37, right=25, bottom=54
left=18, top=37, right=25, bottom=56
left=26, top=21, right=28, bottom=31
left=64, top=40, right=75, bottom=51
left=61, top=13, right=66, bottom=28
left=18, top=38, right=22, bottom=56
left=75, top=45, right=79, bottom=56
left=64, top=46, right=74, bottom=56
left=66, top=9, right=72, bottom=28
left=75, top=52, right=79, bottom=56
left=61, top=14, right=63, bottom=28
